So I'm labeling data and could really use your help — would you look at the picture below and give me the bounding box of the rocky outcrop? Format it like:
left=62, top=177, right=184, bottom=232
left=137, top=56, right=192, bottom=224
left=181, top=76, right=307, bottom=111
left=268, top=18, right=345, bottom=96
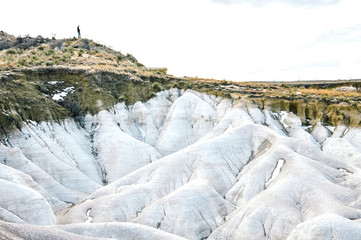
left=1, top=89, right=361, bottom=239
left=1, top=66, right=361, bottom=138
left=252, top=97, right=361, bottom=126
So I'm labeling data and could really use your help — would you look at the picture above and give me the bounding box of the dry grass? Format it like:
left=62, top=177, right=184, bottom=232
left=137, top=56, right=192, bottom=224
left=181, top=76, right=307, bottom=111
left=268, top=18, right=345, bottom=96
left=298, top=88, right=360, bottom=97
left=0, top=44, right=136, bottom=72
left=0, top=38, right=169, bottom=82
left=2, top=35, right=361, bottom=103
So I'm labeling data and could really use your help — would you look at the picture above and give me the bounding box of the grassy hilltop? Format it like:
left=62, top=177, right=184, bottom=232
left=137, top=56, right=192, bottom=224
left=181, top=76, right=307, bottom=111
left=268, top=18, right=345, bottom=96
left=1, top=31, right=361, bottom=135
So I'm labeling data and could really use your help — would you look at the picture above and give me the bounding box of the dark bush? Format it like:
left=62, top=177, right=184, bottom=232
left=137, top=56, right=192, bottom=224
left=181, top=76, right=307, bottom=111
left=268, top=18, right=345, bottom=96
left=60, top=101, right=84, bottom=124
left=46, top=61, right=54, bottom=66
left=352, top=82, right=361, bottom=93
left=117, top=55, right=124, bottom=61
left=152, top=82, right=162, bottom=92
left=172, top=82, right=180, bottom=89
left=5, top=49, right=16, bottom=55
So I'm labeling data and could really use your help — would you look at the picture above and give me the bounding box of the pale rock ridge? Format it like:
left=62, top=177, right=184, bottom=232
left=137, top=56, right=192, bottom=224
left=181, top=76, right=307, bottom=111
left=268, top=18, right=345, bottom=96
left=1, top=89, right=361, bottom=239
left=2, top=121, right=102, bottom=193
left=155, top=91, right=218, bottom=155
left=0, top=179, right=56, bottom=225
left=56, top=222, right=188, bottom=240
left=0, top=220, right=107, bottom=240
left=0, top=220, right=188, bottom=240
left=0, top=144, right=88, bottom=205
left=91, top=110, right=161, bottom=183
left=287, top=214, right=361, bottom=240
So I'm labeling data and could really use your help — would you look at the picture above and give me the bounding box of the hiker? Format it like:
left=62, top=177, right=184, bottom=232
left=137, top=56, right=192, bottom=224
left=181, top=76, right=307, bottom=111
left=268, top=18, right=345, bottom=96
left=77, top=26, right=81, bottom=38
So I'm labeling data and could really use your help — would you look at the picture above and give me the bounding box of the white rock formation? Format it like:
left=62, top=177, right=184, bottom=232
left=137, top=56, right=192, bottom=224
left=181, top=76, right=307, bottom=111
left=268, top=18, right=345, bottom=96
left=56, top=222, right=187, bottom=240
left=1, top=89, right=361, bottom=239
left=287, top=214, right=361, bottom=240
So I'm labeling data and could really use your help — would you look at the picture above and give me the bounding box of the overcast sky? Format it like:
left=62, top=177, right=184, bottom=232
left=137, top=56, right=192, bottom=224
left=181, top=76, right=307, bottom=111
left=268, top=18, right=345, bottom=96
left=1, top=0, right=361, bottom=81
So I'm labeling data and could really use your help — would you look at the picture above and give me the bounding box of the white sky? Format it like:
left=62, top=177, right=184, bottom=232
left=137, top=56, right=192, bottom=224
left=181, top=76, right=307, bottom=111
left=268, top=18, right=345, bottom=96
left=1, top=0, right=361, bottom=81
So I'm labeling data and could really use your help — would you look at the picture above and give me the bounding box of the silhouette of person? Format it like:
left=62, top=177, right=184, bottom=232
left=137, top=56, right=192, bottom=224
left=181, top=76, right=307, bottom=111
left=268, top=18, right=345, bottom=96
left=77, top=26, right=81, bottom=38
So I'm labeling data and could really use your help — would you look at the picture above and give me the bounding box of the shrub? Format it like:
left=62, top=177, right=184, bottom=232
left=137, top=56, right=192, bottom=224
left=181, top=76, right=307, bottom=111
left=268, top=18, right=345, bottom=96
left=186, top=82, right=193, bottom=89
left=5, top=55, right=14, bottom=63
left=116, top=55, right=124, bottom=64
left=45, top=49, right=55, bottom=56
left=34, top=82, right=47, bottom=92
left=17, top=58, right=27, bottom=66
left=61, top=53, right=71, bottom=62
left=5, top=49, right=16, bottom=55
left=60, top=101, right=84, bottom=124
left=117, top=55, right=124, bottom=61
left=29, top=56, right=39, bottom=65
left=46, top=61, right=54, bottom=66
left=352, top=82, right=361, bottom=93
left=149, top=92, right=156, bottom=99
left=67, top=47, right=74, bottom=54
left=152, top=82, right=162, bottom=92
left=78, top=49, right=84, bottom=57
left=172, top=82, right=180, bottom=89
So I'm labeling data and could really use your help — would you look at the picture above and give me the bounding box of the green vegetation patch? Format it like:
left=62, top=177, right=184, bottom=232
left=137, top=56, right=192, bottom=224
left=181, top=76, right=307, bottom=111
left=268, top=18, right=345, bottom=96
left=0, top=72, right=69, bottom=135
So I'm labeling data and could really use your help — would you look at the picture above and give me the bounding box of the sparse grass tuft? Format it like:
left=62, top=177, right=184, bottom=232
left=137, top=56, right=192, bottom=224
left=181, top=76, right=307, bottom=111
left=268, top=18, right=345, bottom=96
left=77, top=49, right=84, bottom=57
left=6, top=49, right=16, bottom=55
left=17, top=58, right=27, bottom=66
left=152, top=82, right=162, bottom=92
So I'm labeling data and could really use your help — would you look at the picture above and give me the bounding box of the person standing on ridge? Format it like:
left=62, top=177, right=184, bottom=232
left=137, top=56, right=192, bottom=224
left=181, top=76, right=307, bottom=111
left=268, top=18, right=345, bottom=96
left=77, top=26, right=81, bottom=38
